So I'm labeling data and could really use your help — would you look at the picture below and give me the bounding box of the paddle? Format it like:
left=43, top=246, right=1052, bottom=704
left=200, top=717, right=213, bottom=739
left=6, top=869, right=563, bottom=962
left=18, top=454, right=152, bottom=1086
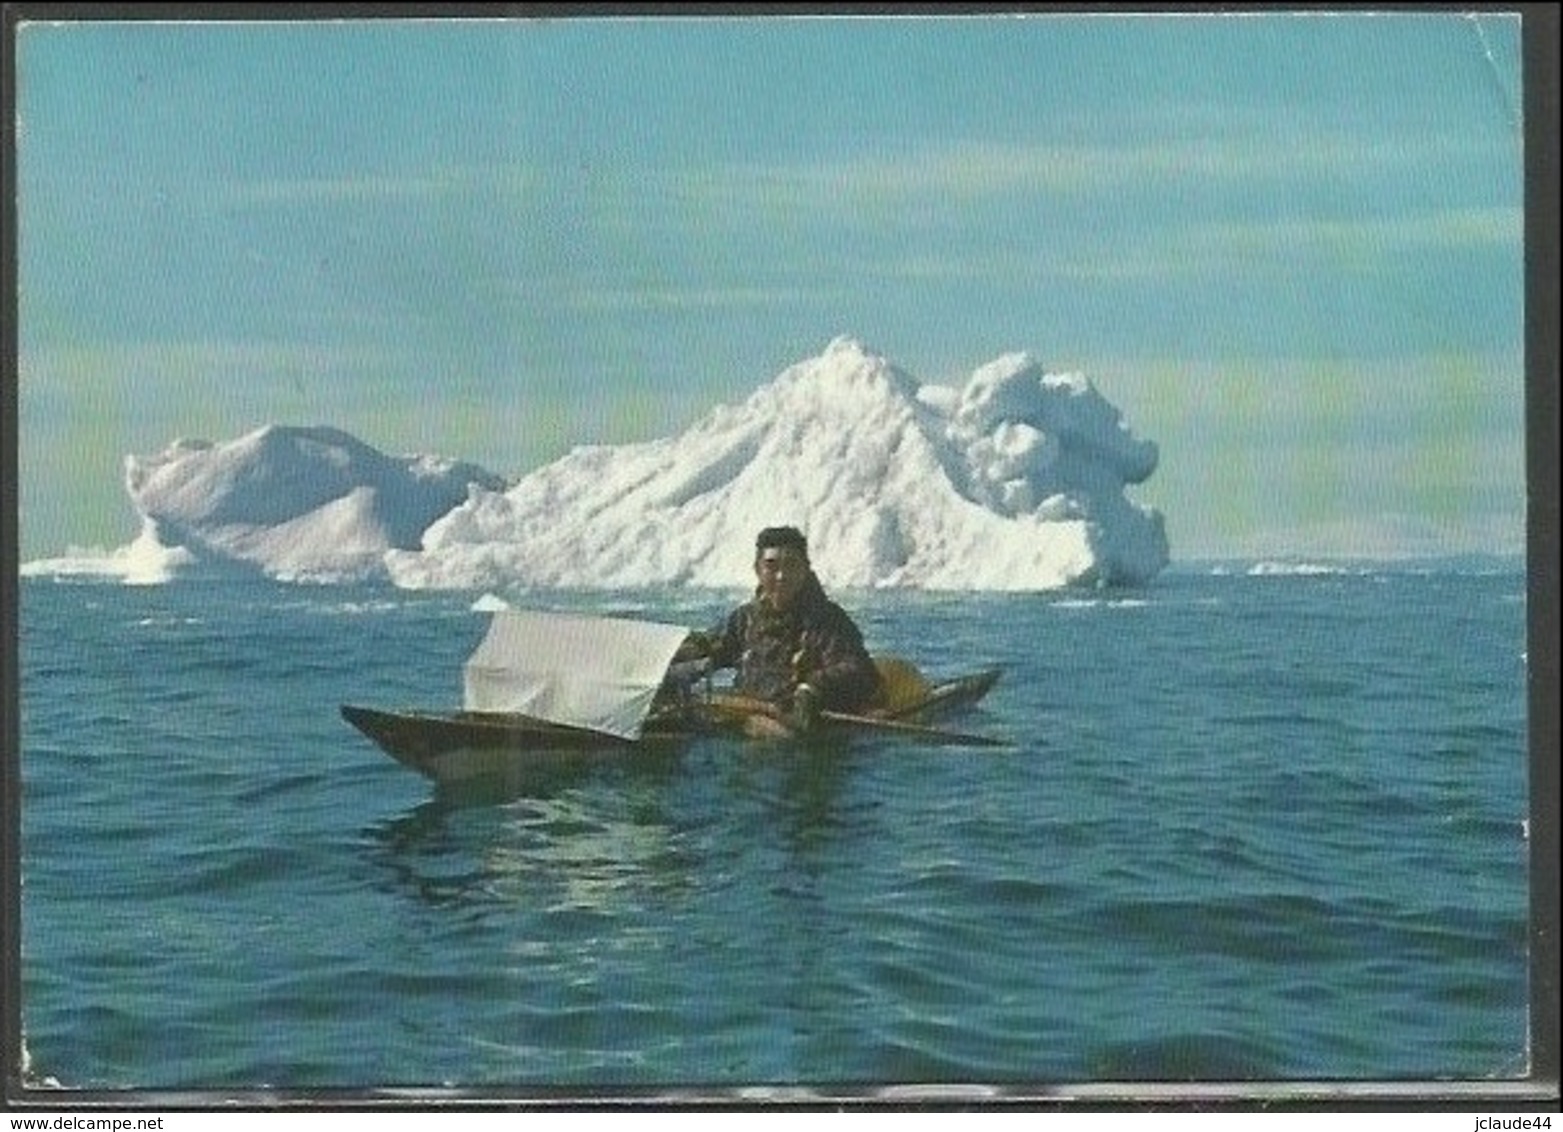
left=704, top=692, right=1011, bottom=749
left=816, top=708, right=1013, bottom=748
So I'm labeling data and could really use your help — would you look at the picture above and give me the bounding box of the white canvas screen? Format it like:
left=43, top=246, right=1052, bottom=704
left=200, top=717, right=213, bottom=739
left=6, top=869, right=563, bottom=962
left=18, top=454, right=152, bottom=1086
left=462, top=609, right=691, bottom=740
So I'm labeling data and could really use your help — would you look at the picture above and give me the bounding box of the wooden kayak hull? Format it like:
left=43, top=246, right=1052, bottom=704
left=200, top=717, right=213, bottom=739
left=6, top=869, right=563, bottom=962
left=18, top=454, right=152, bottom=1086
left=338, top=704, right=685, bottom=781
left=341, top=667, right=1003, bottom=782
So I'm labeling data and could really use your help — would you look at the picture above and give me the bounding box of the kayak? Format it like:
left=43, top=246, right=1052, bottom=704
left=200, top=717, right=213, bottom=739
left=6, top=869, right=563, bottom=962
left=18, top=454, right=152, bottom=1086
left=341, top=665, right=1004, bottom=783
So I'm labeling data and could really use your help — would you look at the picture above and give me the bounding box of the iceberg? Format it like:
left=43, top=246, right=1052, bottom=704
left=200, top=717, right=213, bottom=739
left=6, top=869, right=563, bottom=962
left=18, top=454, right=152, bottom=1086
left=18, top=517, right=206, bottom=586
left=386, top=337, right=1167, bottom=591
left=24, top=425, right=509, bottom=584
left=25, top=338, right=1169, bottom=590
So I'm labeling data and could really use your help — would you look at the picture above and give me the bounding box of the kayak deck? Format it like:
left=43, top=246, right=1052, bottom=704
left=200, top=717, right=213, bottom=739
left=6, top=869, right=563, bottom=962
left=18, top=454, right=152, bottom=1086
left=341, top=666, right=1003, bottom=781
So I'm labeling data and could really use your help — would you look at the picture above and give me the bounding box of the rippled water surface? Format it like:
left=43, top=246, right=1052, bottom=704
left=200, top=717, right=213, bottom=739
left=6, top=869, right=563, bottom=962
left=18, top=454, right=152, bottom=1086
left=17, top=564, right=1531, bottom=1089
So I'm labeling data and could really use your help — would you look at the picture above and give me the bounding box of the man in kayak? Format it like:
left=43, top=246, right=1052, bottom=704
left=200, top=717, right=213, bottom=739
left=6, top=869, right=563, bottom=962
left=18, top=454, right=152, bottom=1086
left=674, top=526, right=882, bottom=733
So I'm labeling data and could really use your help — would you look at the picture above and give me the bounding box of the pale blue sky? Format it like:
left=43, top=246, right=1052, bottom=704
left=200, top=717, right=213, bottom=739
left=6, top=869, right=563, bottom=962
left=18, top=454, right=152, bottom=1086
left=14, top=11, right=1528, bottom=563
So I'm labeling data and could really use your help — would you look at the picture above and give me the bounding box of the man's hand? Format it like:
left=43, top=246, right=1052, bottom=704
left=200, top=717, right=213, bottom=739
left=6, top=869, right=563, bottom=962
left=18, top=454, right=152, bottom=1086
left=664, top=656, right=712, bottom=687
left=673, top=633, right=712, bottom=663
left=788, top=683, right=821, bottom=733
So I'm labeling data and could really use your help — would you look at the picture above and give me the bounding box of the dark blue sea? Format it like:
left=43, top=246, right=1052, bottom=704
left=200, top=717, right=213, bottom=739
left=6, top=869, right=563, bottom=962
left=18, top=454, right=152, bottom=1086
left=15, top=561, right=1532, bottom=1092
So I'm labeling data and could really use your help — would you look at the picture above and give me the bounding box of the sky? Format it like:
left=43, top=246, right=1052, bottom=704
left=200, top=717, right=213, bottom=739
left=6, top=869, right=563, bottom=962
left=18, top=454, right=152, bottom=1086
left=11, top=9, right=1531, bottom=563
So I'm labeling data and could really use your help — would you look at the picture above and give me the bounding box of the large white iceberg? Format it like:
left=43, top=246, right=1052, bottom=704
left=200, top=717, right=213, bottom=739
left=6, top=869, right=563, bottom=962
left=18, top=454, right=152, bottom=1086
left=389, top=336, right=1166, bottom=590
left=25, top=338, right=1169, bottom=589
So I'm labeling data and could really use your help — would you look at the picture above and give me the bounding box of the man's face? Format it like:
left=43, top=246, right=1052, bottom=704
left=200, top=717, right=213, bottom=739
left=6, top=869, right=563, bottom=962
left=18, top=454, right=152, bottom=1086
left=755, top=546, right=809, bottom=611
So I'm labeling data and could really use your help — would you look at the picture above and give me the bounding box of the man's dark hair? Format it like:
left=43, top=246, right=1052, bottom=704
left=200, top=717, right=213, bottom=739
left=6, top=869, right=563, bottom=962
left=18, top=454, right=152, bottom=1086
left=755, top=526, right=809, bottom=558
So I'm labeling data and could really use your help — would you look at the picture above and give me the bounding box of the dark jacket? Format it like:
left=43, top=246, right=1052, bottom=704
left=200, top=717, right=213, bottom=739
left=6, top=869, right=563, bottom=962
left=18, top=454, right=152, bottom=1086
left=687, top=575, right=881, bottom=711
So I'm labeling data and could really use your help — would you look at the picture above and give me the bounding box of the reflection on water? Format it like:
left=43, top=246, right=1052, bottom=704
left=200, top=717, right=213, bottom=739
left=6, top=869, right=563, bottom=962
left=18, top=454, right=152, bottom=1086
left=422, top=743, right=688, bottom=798
left=367, top=781, right=691, bottom=915
left=362, top=736, right=868, bottom=925
left=358, top=710, right=1067, bottom=1086
left=723, top=739, right=860, bottom=867
left=482, top=795, right=690, bottom=911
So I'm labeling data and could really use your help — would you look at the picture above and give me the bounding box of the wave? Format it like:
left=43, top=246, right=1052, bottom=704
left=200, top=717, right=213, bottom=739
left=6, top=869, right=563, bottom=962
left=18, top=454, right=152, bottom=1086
left=1185, top=554, right=1525, bottom=579
left=1245, top=561, right=1374, bottom=577
left=1049, top=597, right=1152, bottom=610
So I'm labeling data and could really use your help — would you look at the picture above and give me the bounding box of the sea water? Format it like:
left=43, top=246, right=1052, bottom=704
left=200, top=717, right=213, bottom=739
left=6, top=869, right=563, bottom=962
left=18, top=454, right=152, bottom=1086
left=15, top=561, right=1532, bottom=1091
